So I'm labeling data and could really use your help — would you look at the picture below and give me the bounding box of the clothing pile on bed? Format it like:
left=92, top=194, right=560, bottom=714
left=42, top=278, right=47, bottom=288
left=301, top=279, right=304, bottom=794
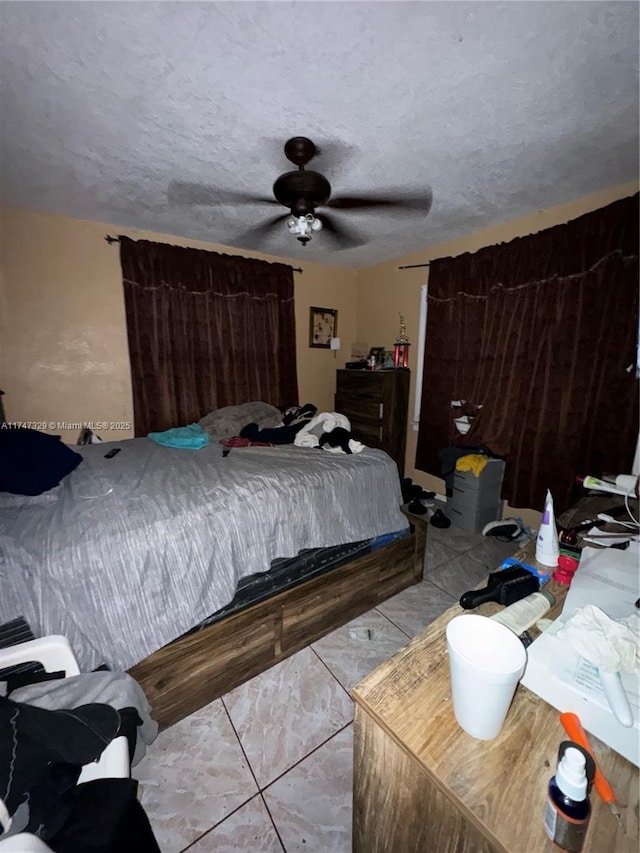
left=234, top=405, right=364, bottom=453
left=237, top=403, right=318, bottom=444
left=161, top=400, right=365, bottom=454
left=294, top=411, right=365, bottom=454
left=148, top=401, right=289, bottom=449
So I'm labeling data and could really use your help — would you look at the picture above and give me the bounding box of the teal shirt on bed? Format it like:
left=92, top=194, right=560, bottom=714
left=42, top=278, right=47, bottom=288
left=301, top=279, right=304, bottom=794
left=147, top=423, right=210, bottom=449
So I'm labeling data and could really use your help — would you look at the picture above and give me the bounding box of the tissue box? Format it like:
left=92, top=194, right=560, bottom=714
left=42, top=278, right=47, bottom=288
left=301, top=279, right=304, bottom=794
left=521, top=618, right=639, bottom=766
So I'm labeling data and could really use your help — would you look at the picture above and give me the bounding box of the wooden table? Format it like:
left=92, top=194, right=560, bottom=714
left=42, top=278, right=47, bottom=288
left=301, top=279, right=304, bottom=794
left=352, top=535, right=639, bottom=853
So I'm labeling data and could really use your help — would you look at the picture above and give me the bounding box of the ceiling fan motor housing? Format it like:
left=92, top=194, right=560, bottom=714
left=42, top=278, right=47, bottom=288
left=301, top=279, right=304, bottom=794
left=283, top=136, right=318, bottom=166
left=272, top=170, right=331, bottom=216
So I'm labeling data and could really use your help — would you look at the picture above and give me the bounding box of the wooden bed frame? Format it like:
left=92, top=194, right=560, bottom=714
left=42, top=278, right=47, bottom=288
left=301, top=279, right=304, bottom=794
left=129, top=511, right=427, bottom=729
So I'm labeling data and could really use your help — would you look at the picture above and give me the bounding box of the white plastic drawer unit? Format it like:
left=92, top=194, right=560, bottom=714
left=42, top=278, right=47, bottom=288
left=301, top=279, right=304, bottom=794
left=447, top=459, right=505, bottom=532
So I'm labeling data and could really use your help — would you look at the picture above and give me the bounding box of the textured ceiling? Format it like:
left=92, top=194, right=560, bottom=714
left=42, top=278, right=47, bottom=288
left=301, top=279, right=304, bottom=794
left=1, top=1, right=638, bottom=268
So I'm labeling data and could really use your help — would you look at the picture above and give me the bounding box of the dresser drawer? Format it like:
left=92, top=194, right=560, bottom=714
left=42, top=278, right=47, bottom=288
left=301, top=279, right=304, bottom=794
left=446, top=501, right=502, bottom=533
left=449, top=480, right=503, bottom=511
left=335, top=395, right=383, bottom=424
left=335, top=370, right=386, bottom=399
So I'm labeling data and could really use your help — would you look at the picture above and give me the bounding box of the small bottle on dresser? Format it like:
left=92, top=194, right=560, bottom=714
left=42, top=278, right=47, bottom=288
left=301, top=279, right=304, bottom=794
left=544, top=744, right=591, bottom=852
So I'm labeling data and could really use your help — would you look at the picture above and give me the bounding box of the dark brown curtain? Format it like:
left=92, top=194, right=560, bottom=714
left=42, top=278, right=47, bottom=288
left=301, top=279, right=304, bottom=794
left=416, top=194, right=639, bottom=513
left=120, top=237, right=299, bottom=436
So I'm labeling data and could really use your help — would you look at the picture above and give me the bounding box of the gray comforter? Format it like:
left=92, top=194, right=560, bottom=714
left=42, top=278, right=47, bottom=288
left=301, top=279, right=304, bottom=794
left=0, top=439, right=407, bottom=671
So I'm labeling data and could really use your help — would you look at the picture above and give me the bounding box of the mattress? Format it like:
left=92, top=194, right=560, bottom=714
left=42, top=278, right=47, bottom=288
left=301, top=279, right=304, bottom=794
left=0, top=438, right=408, bottom=671
left=194, top=527, right=409, bottom=631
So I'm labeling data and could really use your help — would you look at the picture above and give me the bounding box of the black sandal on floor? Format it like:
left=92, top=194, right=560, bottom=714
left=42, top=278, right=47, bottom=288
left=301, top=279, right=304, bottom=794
left=430, top=508, right=451, bottom=529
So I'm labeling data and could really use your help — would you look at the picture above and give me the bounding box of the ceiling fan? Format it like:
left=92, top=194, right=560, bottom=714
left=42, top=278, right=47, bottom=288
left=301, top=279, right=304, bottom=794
left=168, top=137, right=433, bottom=250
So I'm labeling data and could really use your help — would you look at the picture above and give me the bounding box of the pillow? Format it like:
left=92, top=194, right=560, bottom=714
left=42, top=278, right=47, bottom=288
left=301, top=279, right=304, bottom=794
left=0, top=427, right=83, bottom=495
left=198, top=401, right=283, bottom=439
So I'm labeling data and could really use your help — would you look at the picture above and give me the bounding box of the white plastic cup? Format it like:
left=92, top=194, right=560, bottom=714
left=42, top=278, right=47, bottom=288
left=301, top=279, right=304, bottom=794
left=446, top=614, right=527, bottom=740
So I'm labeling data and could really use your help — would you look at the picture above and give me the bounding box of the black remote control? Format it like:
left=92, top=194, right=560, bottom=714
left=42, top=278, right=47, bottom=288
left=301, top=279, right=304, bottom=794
left=104, top=448, right=121, bottom=458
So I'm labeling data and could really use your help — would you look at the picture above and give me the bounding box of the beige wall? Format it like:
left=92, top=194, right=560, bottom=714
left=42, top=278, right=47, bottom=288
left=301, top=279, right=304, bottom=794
left=355, top=181, right=639, bottom=526
left=0, top=207, right=357, bottom=442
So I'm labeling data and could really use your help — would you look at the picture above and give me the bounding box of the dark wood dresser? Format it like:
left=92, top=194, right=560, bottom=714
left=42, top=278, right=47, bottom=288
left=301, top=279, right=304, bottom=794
left=335, top=369, right=410, bottom=477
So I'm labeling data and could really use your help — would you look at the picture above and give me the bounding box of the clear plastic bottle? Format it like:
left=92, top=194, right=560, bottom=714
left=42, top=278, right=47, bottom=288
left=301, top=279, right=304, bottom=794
left=544, top=745, right=591, bottom=852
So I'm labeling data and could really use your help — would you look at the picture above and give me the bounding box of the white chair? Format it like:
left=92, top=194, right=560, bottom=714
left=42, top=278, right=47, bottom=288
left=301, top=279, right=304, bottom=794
left=0, top=635, right=129, bottom=851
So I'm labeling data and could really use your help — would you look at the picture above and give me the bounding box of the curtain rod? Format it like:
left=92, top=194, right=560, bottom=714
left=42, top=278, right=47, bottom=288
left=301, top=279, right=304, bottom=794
left=398, top=262, right=430, bottom=270
left=104, top=235, right=303, bottom=273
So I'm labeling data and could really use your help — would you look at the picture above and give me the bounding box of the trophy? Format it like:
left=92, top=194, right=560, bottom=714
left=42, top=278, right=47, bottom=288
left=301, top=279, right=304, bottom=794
left=394, top=314, right=411, bottom=368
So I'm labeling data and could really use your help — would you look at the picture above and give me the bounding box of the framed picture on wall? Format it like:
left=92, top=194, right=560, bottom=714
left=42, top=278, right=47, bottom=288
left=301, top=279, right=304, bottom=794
left=309, top=307, right=338, bottom=348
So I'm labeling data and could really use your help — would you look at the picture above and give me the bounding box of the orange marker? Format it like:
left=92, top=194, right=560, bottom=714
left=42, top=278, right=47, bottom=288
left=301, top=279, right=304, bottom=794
left=559, top=712, right=623, bottom=830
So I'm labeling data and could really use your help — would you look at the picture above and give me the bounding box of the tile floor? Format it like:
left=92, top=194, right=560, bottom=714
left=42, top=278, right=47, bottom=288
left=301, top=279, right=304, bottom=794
left=133, top=519, right=524, bottom=852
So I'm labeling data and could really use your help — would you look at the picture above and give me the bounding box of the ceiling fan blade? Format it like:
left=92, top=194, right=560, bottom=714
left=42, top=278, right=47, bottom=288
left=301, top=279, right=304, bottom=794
left=168, top=180, right=276, bottom=207
left=233, top=214, right=289, bottom=249
left=328, top=190, right=433, bottom=213
left=318, top=213, right=367, bottom=249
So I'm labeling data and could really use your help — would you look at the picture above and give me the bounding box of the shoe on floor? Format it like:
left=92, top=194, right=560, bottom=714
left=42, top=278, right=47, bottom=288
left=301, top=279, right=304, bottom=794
left=430, top=508, right=451, bottom=529
left=408, top=498, right=428, bottom=515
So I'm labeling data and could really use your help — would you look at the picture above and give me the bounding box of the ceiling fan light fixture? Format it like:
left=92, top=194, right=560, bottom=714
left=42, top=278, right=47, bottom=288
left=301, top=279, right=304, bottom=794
left=285, top=213, right=322, bottom=244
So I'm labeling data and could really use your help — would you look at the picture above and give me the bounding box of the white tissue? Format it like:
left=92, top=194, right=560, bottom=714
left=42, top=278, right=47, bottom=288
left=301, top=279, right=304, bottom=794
left=558, top=605, right=640, bottom=673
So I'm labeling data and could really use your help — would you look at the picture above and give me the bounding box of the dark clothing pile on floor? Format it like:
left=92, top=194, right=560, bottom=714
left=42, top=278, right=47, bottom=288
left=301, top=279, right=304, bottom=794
left=0, top=694, right=160, bottom=852
left=0, top=620, right=160, bottom=853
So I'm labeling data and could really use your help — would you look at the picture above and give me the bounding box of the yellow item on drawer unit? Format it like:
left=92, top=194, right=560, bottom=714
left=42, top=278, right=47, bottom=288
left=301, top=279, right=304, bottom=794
left=455, top=454, right=489, bottom=477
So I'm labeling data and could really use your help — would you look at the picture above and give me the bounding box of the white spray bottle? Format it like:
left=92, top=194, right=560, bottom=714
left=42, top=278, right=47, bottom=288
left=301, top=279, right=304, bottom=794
left=536, top=489, right=560, bottom=568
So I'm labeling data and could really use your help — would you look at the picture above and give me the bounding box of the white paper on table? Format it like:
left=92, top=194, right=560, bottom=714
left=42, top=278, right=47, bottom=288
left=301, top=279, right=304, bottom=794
left=561, top=543, right=640, bottom=621
left=533, top=619, right=640, bottom=715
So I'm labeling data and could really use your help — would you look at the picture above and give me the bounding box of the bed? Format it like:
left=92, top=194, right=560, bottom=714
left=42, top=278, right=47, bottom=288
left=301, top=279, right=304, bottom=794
left=1, top=435, right=426, bottom=727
